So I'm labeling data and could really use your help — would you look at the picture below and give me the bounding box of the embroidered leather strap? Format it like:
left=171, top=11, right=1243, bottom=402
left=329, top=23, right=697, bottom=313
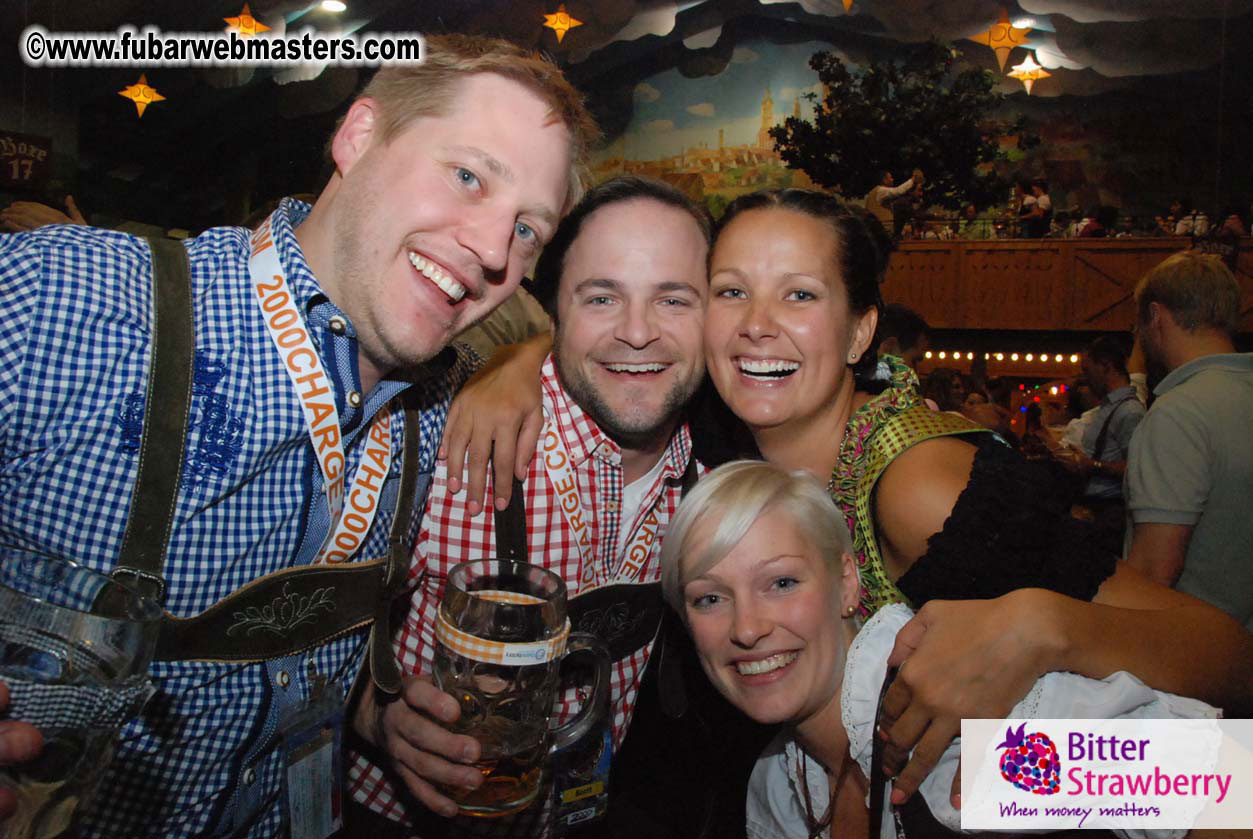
left=368, top=389, right=424, bottom=695
left=154, top=561, right=384, bottom=661
left=115, top=238, right=423, bottom=676
left=493, top=482, right=667, bottom=661
left=491, top=451, right=698, bottom=570
left=152, top=392, right=422, bottom=671
left=656, top=457, right=699, bottom=718
left=491, top=456, right=699, bottom=672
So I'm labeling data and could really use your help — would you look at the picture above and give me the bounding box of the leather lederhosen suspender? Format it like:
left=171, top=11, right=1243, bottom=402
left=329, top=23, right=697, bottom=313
left=1089, top=394, right=1138, bottom=467
left=494, top=455, right=698, bottom=706
left=111, top=237, right=196, bottom=605
left=109, top=238, right=415, bottom=694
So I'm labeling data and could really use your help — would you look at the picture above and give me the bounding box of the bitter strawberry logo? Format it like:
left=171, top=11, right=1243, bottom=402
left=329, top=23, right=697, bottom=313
left=996, top=723, right=1061, bottom=795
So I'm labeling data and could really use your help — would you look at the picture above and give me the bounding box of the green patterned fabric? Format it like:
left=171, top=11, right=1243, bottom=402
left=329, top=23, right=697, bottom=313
left=830, top=357, right=991, bottom=616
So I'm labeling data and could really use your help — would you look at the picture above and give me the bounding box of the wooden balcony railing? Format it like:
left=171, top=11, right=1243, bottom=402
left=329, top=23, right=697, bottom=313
left=883, top=237, right=1253, bottom=333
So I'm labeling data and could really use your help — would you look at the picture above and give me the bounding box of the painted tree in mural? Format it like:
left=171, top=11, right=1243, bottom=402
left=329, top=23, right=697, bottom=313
left=771, top=41, right=1029, bottom=209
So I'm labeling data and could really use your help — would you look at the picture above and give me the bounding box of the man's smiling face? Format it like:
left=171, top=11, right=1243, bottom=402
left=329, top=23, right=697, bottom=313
left=552, top=197, right=708, bottom=448
left=326, top=73, right=572, bottom=382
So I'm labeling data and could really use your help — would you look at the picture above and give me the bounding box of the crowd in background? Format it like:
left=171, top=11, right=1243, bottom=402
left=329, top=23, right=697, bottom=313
left=881, top=273, right=1250, bottom=634
left=874, top=172, right=1250, bottom=249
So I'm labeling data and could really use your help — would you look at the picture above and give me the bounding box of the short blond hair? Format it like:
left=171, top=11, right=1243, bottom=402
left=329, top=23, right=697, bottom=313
left=1136, top=250, right=1241, bottom=336
left=344, top=34, right=599, bottom=208
left=659, top=460, right=854, bottom=614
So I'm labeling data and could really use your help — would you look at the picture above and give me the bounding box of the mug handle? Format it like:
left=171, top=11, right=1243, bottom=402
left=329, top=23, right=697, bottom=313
left=549, top=631, right=611, bottom=752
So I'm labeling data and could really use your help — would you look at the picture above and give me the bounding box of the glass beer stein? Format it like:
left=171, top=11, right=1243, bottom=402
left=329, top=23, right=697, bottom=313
left=0, top=549, right=162, bottom=839
left=433, top=560, right=609, bottom=818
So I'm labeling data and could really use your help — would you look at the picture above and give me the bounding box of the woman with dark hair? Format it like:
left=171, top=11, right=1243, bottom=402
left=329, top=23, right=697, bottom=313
left=444, top=187, right=1253, bottom=816
left=697, top=186, right=1253, bottom=803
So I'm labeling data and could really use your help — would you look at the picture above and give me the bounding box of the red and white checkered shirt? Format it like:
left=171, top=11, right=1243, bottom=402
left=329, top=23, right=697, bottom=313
left=349, top=355, right=700, bottom=825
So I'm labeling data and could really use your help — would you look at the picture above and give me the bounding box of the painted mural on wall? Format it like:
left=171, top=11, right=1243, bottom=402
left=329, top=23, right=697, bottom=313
left=591, top=37, right=1247, bottom=227
left=591, top=39, right=828, bottom=218
left=988, top=89, right=1230, bottom=229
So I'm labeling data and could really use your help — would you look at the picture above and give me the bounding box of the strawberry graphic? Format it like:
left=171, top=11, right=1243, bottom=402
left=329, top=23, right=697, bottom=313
left=996, top=723, right=1061, bottom=795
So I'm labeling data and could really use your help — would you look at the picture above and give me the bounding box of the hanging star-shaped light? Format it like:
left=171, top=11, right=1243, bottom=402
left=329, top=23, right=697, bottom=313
left=967, top=7, right=1031, bottom=72
left=225, top=3, right=271, bottom=37
left=118, top=74, right=166, bottom=117
left=1007, top=54, right=1051, bottom=95
left=543, top=4, right=583, bottom=44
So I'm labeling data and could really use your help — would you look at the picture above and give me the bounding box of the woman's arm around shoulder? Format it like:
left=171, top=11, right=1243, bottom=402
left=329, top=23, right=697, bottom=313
left=1063, top=563, right=1253, bottom=713
left=872, top=430, right=1253, bottom=711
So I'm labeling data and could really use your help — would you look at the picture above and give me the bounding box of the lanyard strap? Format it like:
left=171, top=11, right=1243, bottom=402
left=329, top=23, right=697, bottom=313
left=248, top=214, right=391, bottom=564
left=111, top=233, right=423, bottom=688
left=539, top=419, right=665, bottom=591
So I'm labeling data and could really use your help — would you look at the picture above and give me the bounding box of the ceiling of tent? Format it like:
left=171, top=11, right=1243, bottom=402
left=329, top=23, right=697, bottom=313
left=3, top=0, right=1249, bottom=227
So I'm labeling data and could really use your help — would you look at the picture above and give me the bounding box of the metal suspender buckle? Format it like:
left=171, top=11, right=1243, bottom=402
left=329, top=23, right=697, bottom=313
left=111, top=565, right=168, bottom=606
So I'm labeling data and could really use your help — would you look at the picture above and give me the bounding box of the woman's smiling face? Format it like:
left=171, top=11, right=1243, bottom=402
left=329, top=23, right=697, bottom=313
left=704, top=206, right=876, bottom=435
left=681, top=511, right=858, bottom=726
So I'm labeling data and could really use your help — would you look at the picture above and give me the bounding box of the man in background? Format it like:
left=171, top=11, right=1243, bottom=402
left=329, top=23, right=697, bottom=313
left=1069, top=335, right=1145, bottom=555
left=864, top=167, right=923, bottom=232
left=1125, top=251, right=1253, bottom=630
left=875, top=303, right=930, bottom=371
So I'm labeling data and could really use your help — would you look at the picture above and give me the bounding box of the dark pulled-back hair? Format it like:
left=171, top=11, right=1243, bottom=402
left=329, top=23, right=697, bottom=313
left=876, top=303, right=930, bottom=354
left=530, top=175, right=713, bottom=321
left=714, top=188, right=892, bottom=384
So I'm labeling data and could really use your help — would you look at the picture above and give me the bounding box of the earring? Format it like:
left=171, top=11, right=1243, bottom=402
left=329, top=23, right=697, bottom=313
left=849, top=352, right=859, bottom=362
left=842, top=605, right=857, bottom=618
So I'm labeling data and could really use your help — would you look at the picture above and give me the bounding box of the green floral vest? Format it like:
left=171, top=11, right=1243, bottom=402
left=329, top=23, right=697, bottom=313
left=830, top=357, right=991, bottom=616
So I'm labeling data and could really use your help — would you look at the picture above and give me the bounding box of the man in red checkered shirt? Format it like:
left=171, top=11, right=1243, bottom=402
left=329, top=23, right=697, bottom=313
left=348, top=176, right=714, bottom=833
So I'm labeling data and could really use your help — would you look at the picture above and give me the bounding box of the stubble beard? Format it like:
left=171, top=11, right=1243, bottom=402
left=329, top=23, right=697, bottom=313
left=330, top=182, right=444, bottom=375
left=552, top=340, right=696, bottom=454
left=331, top=179, right=388, bottom=367
left=1143, top=344, right=1170, bottom=392
left=1138, top=325, right=1171, bottom=391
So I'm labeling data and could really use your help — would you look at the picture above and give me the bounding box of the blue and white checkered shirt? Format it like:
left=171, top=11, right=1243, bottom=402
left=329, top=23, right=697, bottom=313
left=0, top=199, right=474, bottom=838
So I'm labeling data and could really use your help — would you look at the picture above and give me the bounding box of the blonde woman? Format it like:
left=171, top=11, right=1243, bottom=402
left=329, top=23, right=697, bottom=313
left=661, top=460, right=1215, bottom=839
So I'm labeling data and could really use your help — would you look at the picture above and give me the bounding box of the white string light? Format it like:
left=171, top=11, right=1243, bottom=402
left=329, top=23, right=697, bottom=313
left=921, top=351, right=1085, bottom=365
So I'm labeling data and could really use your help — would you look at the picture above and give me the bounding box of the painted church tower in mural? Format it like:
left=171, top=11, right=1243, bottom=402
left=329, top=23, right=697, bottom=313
left=757, top=86, right=774, bottom=149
